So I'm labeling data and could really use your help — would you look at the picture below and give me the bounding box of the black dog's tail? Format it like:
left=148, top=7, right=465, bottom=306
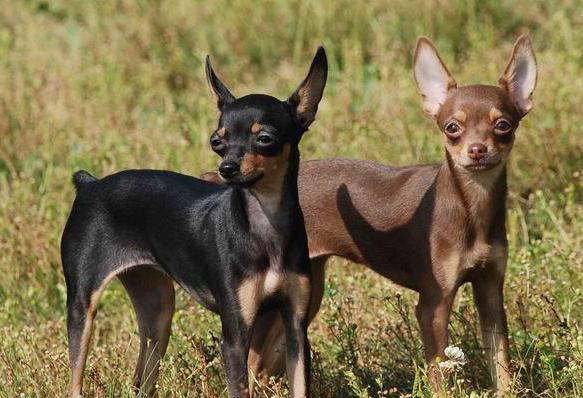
left=72, top=170, right=98, bottom=192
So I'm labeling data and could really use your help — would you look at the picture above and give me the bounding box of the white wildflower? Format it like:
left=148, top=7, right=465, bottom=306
left=438, top=345, right=467, bottom=371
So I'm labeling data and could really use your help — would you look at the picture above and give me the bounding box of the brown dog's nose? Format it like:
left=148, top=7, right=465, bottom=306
left=468, top=143, right=487, bottom=160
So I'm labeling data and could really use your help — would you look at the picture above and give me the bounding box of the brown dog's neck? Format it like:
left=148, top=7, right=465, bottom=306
left=439, top=152, right=507, bottom=238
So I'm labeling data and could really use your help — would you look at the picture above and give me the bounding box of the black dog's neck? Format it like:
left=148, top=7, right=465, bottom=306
left=240, top=147, right=302, bottom=241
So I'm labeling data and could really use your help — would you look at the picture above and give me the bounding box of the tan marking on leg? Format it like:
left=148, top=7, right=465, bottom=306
left=69, top=272, right=119, bottom=396
left=489, top=107, right=503, bottom=122
left=286, top=273, right=311, bottom=397
left=454, top=110, right=466, bottom=123
left=68, top=262, right=154, bottom=397
left=69, top=308, right=96, bottom=397
left=238, top=275, right=261, bottom=327
left=287, top=350, right=306, bottom=398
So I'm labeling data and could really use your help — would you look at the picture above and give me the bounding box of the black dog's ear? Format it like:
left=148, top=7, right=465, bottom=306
left=205, top=56, right=236, bottom=110
left=287, top=47, right=328, bottom=130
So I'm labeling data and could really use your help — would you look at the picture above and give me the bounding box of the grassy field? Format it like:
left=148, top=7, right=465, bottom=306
left=0, top=0, right=581, bottom=396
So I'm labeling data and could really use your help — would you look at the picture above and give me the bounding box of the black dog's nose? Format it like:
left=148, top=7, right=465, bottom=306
left=218, top=161, right=240, bottom=179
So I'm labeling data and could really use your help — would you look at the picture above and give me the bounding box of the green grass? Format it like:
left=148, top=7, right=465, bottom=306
left=0, top=0, right=581, bottom=396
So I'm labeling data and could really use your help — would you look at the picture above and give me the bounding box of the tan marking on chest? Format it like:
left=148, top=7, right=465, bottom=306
left=238, top=269, right=284, bottom=327
left=237, top=271, right=310, bottom=327
left=489, top=107, right=503, bottom=122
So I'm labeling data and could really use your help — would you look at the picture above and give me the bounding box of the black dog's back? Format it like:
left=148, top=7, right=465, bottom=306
left=62, top=170, right=234, bottom=307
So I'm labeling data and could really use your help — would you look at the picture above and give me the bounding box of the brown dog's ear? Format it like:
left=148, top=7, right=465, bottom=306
left=413, top=37, right=457, bottom=118
left=287, top=47, right=328, bottom=131
left=499, top=35, right=537, bottom=116
left=205, top=56, right=236, bottom=110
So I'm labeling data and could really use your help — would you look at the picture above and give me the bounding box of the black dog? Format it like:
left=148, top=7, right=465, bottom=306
left=61, top=48, right=327, bottom=398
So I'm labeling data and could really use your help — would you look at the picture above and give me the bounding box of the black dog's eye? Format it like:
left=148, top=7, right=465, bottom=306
left=256, top=133, right=275, bottom=146
left=209, top=134, right=224, bottom=149
left=444, top=121, right=462, bottom=139
left=494, top=120, right=513, bottom=134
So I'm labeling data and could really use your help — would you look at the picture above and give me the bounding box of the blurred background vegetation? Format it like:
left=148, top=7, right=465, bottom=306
left=0, top=0, right=581, bottom=396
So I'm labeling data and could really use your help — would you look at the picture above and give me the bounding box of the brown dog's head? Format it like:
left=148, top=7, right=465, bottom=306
left=414, top=35, right=537, bottom=171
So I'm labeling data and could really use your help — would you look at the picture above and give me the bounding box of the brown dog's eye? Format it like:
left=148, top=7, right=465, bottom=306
left=444, top=121, right=462, bottom=139
left=494, top=120, right=512, bottom=134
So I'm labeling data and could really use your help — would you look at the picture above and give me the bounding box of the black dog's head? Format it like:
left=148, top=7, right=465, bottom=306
left=205, top=48, right=327, bottom=186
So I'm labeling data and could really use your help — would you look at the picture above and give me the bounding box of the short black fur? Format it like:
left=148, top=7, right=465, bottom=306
left=61, top=47, right=328, bottom=398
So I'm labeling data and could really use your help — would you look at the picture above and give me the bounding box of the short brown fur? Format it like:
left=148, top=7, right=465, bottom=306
left=239, top=35, right=537, bottom=396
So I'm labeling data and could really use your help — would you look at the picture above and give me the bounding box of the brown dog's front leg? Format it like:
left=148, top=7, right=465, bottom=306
left=472, top=272, right=511, bottom=394
left=415, top=290, right=457, bottom=395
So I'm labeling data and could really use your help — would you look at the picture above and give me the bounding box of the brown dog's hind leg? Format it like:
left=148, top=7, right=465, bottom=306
left=118, top=267, right=175, bottom=397
left=248, top=257, right=327, bottom=396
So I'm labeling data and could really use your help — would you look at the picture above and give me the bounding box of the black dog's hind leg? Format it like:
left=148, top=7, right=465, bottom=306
left=67, top=289, right=97, bottom=397
left=65, top=265, right=118, bottom=397
left=118, top=267, right=175, bottom=397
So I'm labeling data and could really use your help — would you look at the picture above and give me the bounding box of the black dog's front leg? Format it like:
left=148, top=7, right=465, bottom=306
left=281, top=272, right=312, bottom=398
left=221, top=312, right=252, bottom=398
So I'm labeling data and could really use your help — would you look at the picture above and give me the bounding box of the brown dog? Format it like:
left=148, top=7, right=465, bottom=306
left=202, top=35, right=537, bottom=394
